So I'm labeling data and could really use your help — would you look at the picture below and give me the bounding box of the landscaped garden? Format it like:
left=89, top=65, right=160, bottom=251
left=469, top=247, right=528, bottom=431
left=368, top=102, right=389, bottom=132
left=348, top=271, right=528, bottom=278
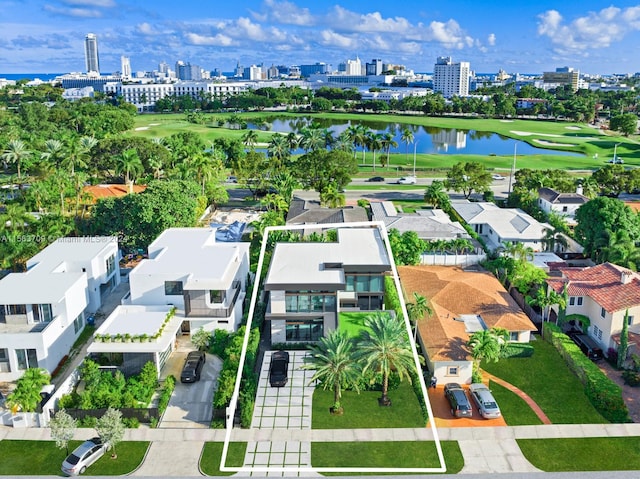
left=0, top=440, right=149, bottom=476
left=199, top=442, right=247, bottom=476
left=482, top=338, right=608, bottom=424
left=517, top=437, right=640, bottom=471
left=311, top=440, right=464, bottom=473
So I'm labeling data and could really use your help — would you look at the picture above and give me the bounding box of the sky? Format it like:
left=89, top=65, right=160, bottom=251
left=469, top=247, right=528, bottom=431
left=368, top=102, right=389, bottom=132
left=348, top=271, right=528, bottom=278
left=2, top=0, right=640, bottom=75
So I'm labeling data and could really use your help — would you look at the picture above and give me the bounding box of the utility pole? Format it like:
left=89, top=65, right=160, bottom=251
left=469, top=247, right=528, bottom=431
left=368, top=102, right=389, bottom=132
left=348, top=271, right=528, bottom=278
left=508, top=143, right=517, bottom=196
left=413, top=141, right=419, bottom=176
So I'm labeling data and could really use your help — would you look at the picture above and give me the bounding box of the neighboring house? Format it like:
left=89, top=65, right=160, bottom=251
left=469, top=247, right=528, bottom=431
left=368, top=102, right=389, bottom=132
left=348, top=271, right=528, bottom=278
left=547, top=262, right=640, bottom=355
left=0, top=237, right=120, bottom=381
left=451, top=200, right=551, bottom=251
left=264, top=227, right=391, bottom=344
left=370, top=201, right=470, bottom=241
left=537, top=187, right=588, bottom=225
left=286, top=197, right=368, bottom=233
left=125, top=227, right=250, bottom=334
left=83, top=184, right=147, bottom=204
left=399, top=265, right=537, bottom=385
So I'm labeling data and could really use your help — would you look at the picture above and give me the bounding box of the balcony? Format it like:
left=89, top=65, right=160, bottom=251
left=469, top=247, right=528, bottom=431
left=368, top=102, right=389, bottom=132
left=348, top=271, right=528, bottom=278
left=184, top=281, right=242, bottom=319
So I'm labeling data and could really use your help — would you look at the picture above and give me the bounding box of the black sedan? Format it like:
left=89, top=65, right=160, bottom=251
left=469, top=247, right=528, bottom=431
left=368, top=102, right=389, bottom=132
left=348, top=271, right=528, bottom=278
left=269, top=351, right=289, bottom=387
left=180, top=351, right=205, bottom=383
left=366, top=176, right=385, bottom=182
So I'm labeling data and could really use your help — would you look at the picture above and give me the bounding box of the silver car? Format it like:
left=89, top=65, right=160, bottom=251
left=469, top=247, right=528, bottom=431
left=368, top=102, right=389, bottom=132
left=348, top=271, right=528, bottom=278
left=469, top=383, right=501, bottom=419
left=61, top=437, right=108, bottom=476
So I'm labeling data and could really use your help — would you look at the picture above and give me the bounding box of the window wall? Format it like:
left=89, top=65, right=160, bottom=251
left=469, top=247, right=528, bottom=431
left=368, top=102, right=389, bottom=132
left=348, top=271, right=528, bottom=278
left=16, top=349, right=38, bottom=370
left=285, top=292, right=336, bottom=313
left=286, top=319, right=324, bottom=342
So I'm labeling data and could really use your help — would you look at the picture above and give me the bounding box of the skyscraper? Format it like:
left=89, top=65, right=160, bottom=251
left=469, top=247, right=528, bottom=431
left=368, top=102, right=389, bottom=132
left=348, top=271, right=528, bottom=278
left=84, top=33, right=100, bottom=74
left=121, top=56, right=131, bottom=79
left=433, top=56, right=470, bottom=98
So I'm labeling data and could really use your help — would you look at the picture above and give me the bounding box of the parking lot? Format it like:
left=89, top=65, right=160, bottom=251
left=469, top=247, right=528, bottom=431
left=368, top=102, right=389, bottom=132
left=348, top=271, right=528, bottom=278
left=427, top=384, right=507, bottom=428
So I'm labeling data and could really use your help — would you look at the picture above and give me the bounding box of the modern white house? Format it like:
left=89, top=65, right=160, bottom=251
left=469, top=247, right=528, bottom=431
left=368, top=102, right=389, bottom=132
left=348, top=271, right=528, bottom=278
left=264, top=227, right=392, bottom=344
left=451, top=200, right=552, bottom=251
left=547, top=262, right=640, bottom=356
left=124, top=227, right=250, bottom=335
left=537, top=187, right=588, bottom=225
left=0, top=237, right=120, bottom=381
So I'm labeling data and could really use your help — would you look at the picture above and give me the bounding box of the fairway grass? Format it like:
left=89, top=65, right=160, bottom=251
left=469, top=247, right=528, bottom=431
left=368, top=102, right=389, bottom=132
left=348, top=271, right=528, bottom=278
left=517, top=437, right=640, bottom=471
left=132, top=112, right=637, bottom=169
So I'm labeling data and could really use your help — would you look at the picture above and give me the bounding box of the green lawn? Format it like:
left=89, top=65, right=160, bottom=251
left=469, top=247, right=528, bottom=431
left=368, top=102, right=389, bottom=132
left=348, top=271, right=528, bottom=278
left=488, top=381, right=543, bottom=426
left=312, top=381, right=425, bottom=429
left=517, top=437, right=640, bottom=471
left=482, top=339, right=607, bottom=424
left=132, top=112, right=638, bottom=169
left=338, top=311, right=390, bottom=337
left=199, top=442, right=247, bottom=476
left=0, top=440, right=148, bottom=476
left=312, top=441, right=463, bottom=474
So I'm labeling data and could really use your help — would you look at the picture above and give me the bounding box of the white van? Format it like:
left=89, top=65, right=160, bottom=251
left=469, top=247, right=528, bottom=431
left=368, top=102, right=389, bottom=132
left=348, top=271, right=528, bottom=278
left=397, top=176, right=417, bottom=185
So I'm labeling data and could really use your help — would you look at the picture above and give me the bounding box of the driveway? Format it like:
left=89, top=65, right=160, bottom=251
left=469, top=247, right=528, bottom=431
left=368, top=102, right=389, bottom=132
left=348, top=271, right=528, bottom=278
left=159, top=340, right=222, bottom=428
left=427, top=384, right=507, bottom=428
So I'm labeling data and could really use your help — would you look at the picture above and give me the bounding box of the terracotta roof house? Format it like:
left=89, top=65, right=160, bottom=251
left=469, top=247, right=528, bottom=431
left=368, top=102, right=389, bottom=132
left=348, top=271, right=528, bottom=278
left=83, top=184, right=147, bottom=203
left=537, top=187, right=588, bottom=225
left=451, top=200, right=551, bottom=252
left=546, top=262, right=640, bottom=355
left=399, top=265, right=536, bottom=384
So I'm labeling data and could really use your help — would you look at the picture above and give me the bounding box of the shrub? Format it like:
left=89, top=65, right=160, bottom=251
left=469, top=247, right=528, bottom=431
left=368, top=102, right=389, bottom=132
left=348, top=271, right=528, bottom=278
left=543, top=323, right=630, bottom=423
left=210, top=329, right=231, bottom=357
left=622, top=370, right=640, bottom=386
left=501, top=343, right=534, bottom=359
left=158, top=375, right=176, bottom=414
left=122, top=417, right=140, bottom=428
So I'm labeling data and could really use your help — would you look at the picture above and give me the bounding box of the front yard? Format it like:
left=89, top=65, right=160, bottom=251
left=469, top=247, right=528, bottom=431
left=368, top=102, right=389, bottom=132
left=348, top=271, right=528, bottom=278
left=483, top=338, right=608, bottom=424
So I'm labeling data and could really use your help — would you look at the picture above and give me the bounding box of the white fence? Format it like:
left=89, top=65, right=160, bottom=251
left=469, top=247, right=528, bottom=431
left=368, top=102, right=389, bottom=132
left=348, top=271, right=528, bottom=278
left=420, top=252, right=486, bottom=267
left=38, top=364, right=83, bottom=427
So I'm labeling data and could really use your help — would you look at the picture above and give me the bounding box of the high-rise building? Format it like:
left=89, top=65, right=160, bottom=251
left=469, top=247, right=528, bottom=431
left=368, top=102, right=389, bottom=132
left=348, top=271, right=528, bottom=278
left=543, top=67, right=580, bottom=91
left=175, top=61, right=202, bottom=81
left=120, top=56, right=131, bottom=80
left=84, top=33, right=100, bottom=74
left=433, top=56, right=470, bottom=98
left=366, top=59, right=383, bottom=76
left=344, top=57, right=362, bottom=75
left=299, top=62, right=330, bottom=77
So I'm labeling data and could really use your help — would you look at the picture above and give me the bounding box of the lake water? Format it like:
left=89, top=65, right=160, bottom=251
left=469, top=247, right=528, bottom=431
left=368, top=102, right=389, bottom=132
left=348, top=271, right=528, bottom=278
left=248, top=117, right=581, bottom=157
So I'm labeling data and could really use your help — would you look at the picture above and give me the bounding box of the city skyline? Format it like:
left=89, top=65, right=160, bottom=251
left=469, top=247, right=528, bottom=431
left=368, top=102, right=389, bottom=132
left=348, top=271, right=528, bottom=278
left=2, top=0, right=640, bottom=75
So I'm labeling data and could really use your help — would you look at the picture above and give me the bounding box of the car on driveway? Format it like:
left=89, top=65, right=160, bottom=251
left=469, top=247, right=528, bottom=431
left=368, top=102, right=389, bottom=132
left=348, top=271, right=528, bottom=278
left=397, top=176, right=417, bottom=185
left=366, top=176, right=385, bottom=182
left=61, top=437, right=108, bottom=476
left=180, top=351, right=205, bottom=383
left=269, top=351, right=289, bottom=387
left=469, top=383, right=501, bottom=419
left=444, top=383, right=473, bottom=418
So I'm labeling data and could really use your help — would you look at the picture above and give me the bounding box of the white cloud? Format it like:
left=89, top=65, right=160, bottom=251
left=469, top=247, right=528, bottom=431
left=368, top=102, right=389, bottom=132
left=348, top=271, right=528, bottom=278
left=538, top=6, right=640, bottom=51
left=327, top=6, right=411, bottom=33
left=426, top=19, right=473, bottom=49
left=43, top=4, right=103, bottom=17
left=319, top=29, right=354, bottom=49
left=185, top=32, right=233, bottom=46
left=260, top=0, right=313, bottom=26
left=235, top=17, right=268, bottom=41
left=487, top=33, right=496, bottom=46
left=136, top=22, right=160, bottom=35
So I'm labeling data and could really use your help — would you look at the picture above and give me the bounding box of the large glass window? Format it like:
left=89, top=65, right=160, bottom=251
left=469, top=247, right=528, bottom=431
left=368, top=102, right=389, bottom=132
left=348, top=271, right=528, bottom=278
left=164, top=281, right=183, bottom=296
left=297, top=295, right=310, bottom=312
left=209, top=290, right=225, bottom=303
left=285, top=295, right=298, bottom=312
left=285, top=294, right=336, bottom=313
left=346, top=276, right=355, bottom=292
left=369, top=276, right=383, bottom=292
left=356, top=276, right=369, bottom=292
left=32, top=304, right=53, bottom=323
left=106, top=254, right=116, bottom=276
left=6, top=305, right=26, bottom=315
left=0, top=348, right=9, bottom=373
left=73, top=313, right=84, bottom=334
left=16, top=349, right=38, bottom=370
left=286, top=319, right=324, bottom=342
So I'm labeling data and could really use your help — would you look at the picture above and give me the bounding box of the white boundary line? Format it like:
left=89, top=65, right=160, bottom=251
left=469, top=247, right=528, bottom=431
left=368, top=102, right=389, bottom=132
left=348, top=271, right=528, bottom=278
left=220, top=220, right=446, bottom=473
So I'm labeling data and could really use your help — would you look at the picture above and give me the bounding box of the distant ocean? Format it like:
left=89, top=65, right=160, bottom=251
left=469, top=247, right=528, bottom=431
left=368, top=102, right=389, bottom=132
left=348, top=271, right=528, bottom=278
left=0, top=73, right=65, bottom=81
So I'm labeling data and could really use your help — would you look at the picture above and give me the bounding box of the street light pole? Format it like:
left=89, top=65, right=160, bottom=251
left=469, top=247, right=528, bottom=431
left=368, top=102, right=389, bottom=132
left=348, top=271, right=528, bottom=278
left=508, top=143, right=517, bottom=196
left=413, top=141, right=419, bottom=176
left=614, top=142, right=621, bottom=163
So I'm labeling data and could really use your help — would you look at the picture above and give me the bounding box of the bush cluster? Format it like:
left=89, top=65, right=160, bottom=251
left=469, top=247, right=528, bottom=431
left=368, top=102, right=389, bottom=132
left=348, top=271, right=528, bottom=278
left=543, top=323, right=630, bottom=423
left=157, top=375, right=176, bottom=415
left=501, top=343, right=534, bottom=359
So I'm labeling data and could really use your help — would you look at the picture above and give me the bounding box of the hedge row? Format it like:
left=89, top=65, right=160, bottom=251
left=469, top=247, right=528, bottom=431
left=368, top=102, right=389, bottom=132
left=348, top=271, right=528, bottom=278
left=543, top=323, right=630, bottom=423
left=502, top=343, right=534, bottom=359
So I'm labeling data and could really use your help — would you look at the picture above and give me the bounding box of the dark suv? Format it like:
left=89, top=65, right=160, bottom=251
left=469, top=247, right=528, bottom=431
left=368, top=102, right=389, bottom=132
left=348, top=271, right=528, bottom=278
left=269, top=351, right=289, bottom=387
left=180, top=351, right=206, bottom=383
left=570, top=333, right=604, bottom=361
left=444, top=383, right=473, bottom=418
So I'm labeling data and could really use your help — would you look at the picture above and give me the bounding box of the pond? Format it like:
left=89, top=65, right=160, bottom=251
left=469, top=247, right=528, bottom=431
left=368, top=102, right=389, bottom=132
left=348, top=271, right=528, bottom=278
left=248, top=116, right=582, bottom=157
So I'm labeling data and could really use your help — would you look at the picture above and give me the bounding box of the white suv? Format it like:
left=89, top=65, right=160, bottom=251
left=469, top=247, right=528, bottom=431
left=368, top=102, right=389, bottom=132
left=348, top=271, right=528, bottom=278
left=397, top=176, right=417, bottom=185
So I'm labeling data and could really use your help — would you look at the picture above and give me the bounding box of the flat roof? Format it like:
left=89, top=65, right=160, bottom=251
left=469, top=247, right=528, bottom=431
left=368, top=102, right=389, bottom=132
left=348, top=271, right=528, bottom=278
left=265, top=227, right=390, bottom=287
left=130, top=228, right=249, bottom=290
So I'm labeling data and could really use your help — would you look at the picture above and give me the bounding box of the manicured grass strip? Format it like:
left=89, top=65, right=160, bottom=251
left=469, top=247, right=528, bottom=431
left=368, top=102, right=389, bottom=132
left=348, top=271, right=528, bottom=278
left=337, top=311, right=387, bottom=337
left=0, top=440, right=148, bottom=476
left=517, top=437, right=640, bottom=471
left=200, top=442, right=247, bottom=476
left=483, top=339, right=607, bottom=424
left=312, top=382, right=424, bottom=429
left=312, top=441, right=463, bottom=474
left=488, top=381, right=543, bottom=426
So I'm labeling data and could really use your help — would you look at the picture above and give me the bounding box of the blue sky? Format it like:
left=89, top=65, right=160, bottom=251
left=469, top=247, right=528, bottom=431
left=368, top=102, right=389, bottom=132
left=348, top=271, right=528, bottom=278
left=2, top=0, right=640, bottom=75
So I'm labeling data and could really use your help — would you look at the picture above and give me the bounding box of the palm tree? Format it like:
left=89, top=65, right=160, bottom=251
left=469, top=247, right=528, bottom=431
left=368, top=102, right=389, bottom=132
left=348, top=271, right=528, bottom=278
left=320, top=186, right=345, bottom=208
left=241, top=130, right=259, bottom=150
left=502, top=242, right=534, bottom=263
left=270, top=171, right=299, bottom=202
left=267, top=133, right=290, bottom=168
left=285, top=131, right=300, bottom=151
left=40, top=139, right=65, bottom=169
left=2, top=203, right=31, bottom=231
left=301, top=330, right=361, bottom=415
left=188, top=153, right=217, bottom=195
left=2, top=139, right=31, bottom=179
left=526, top=286, right=564, bottom=322
left=115, top=148, right=143, bottom=194
left=333, top=131, right=355, bottom=155
left=423, top=180, right=450, bottom=209
left=400, top=127, right=414, bottom=164
left=366, top=132, right=383, bottom=171
left=406, top=292, right=433, bottom=343
left=467, top=327, right=509, bottom=381
left=380, top=132, right=398, bottom=169
left=300, top=127, right=324, bottom=152
left=356, top=312, right=416, bottom=406
left=542, top=227, right=568, bottom=253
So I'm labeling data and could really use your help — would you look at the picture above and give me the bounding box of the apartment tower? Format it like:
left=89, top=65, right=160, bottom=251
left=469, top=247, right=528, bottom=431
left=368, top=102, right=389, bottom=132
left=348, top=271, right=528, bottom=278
left=84, top=33, right=100, bottom=74
left=433, top=56, right=470, bottom=98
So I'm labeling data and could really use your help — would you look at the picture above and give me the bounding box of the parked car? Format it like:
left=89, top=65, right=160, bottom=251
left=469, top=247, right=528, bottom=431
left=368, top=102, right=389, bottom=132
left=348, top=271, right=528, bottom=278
left=469, top=383, right=501, bottom=419
left=397, top=176, right=417, bottom=185
left=226, top=175, right=238, bottom=183
left=444, top=383, right=473, bottom=418
left=570, top=333, right=604, bottom=361
left=366, top=176, right=385, bottom=182
left=180, top=351, right=206, bottom=383
left=269, top=351, right=289, bottom=387
left=61, top=437, right=108, bottom=476
left=492, top=174, right=505, bottom=180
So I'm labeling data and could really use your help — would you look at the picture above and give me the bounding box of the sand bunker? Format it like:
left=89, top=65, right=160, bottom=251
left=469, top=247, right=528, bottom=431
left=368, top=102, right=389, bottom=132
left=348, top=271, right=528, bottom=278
left=565, top=126, right=580, bottom=130
left=134, top=126, right=149, bottom=131
left=510, top=130, right=562, bottom=138
left=535, top=139, right=576, bottom=147
left=500, top=119, right=514, bottom=122
left=149, top=123, right=160, bottom=126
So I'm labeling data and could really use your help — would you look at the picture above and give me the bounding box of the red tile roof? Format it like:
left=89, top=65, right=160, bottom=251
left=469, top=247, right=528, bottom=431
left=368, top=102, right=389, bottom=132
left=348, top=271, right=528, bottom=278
left=83, top=184, right=147, bottom=203
left=546, top=262, right=640, bottom=313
